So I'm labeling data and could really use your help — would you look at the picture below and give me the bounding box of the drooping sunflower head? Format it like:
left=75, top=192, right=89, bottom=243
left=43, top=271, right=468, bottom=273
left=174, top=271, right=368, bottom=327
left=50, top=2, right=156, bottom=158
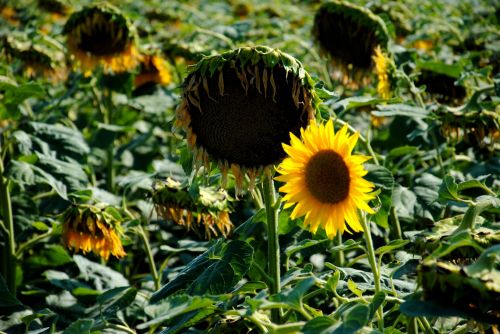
left=152, top=178, right=233, bottom=239
left=1, top=32, right=67, bottom=82
left=133, top=51, right=172, bottom=92
left=276, top=119, right=375, bottom=238
left=38, top=0, right=70, bottom=16
left=61, top=203, right=126, bottom=260
left=176, top=46, right=320, bottom=193
left=415, top=61, right=466, bottom=105
left=312, top=0, right=390, bottom=86
left=63, top=3, right=140, bottom=74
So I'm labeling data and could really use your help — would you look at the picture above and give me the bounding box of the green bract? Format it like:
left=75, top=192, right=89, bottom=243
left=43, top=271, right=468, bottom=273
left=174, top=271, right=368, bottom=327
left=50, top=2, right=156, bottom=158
left=151, top=178, right=233, bottom=238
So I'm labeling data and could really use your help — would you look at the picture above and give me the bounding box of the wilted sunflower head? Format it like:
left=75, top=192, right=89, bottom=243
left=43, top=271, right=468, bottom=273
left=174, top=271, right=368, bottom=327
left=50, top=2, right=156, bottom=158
left=1, top=32, right=67, bottom=82
left=415, top=62, right=466, bottom=105
left=313, top=0, right=390, bottom=86
left=38, top=0, right=70, bottom=16
left=418, top=245, right=500, bottom=323
left=63, top=3, right=140, bottom=74
left=61, top=203, right=126, bottom=260
left=176, top=46, right=320, bottom=193
left=152, top=178, right=233, bottom=239
left=134, top=51, right=172, bottom=92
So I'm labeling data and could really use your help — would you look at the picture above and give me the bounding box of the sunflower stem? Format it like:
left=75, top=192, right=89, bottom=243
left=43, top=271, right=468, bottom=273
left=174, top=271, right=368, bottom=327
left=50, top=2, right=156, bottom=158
left=389, top=206, right=403, bottom=240
left=263, top=169, right=281, bottom=324
left=360, top=213, right=383, bottom=330
left=103, top=90, right=115, bottom=193
left=137, top=225, right=160, bottom=291
left=334, top=233, right=344, bottom=266
left=0, top=140, right=16, bottom=295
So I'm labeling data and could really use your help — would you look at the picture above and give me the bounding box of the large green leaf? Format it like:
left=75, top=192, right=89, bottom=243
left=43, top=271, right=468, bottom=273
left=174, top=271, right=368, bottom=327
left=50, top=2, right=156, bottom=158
left=150, top=240, right=253, bottom=302
left=139, top=294, right=216, bottom=329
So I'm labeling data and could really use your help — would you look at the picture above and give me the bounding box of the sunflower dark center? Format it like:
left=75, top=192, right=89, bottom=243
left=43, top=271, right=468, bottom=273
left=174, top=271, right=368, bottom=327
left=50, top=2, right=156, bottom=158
left=76, top=13, right=129, bottom=55
left=188, top=63, right=310, bottom=168
left=314, top=8, right=380, bottom=68
left=305, top=150, right=350, bottom=204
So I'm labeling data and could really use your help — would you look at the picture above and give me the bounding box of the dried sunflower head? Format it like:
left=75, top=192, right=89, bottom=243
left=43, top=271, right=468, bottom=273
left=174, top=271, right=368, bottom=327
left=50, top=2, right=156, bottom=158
left=63, top=3, right=141, bottom=75
left=175, top=46, right=319, bottom=193
left=313, top=0, right=390, bottom=87
left=418, top=245, right=500, bottom=323
left=416, top=67, right=467, bottom=105
left=61, top=203, right=126, bottom=260
left=1, top=31, right=67, bottom=82
left=152, top=178, right=233, bottom=239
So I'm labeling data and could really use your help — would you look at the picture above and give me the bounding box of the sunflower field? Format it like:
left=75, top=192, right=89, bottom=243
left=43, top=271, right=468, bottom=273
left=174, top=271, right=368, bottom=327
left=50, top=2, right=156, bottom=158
left=0, top=0, right=499, bottom=333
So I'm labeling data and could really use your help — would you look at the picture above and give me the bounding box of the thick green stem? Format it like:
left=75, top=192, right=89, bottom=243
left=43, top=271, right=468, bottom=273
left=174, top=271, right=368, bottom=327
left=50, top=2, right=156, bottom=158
left=0, top=150, right=16, bottom=294
left=408, top=317, right=419, bottom=334
left=360, top=213, right=383, bottom=330
left=137, top=226, right=160, bottom=290
left=263, top=169, right=281, bottom=323
left=104, top=91, right=115, bottom=193
left=334, top=234, right=344, bottom=266
left=455, top=199, right=496, bottom=232
left=389, top=207, right=403, bottom=240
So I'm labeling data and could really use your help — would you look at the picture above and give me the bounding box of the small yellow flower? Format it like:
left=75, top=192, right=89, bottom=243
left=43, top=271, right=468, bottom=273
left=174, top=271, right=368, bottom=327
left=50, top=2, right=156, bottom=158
left=276, top=120, right=375, bottom=238
left=372, top=46, right=391, bottom=99
left=134, top=54, right=172, bottom=89
left=62, top=204, right=126, bottom=260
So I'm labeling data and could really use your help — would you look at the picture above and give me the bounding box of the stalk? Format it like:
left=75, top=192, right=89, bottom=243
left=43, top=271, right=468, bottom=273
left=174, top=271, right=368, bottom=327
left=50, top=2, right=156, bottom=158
left=360, top=213, right=383, bottom=330
left=137, top=226, right=160, bottom=290
left=262, top=169, right=281, bottom=323
left=0, top=146, right=16, bottom=294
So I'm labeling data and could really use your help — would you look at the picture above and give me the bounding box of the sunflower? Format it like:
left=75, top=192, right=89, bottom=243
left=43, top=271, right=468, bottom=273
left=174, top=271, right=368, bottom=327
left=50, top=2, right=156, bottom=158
left=312, top=0, right=390, bottom=87
left=152, top=178, right=233, bottom=239
left=61, top=204, right=126, bottom=260
left=1, top=32, right=67, bottom=82
left=276, top=120, right=375, bottom=238
left=134, top=53, right=172, bottom=90
left=63, top=3, right=140, bottom=75
left=175, top=46, right=319, bottom=194
left=372, top=46, right=392, bottom=100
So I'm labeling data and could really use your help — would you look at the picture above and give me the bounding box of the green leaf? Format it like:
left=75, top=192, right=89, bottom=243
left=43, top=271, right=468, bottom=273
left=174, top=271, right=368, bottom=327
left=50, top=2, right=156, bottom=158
left=438, top=175, right=460, bottom=202
left=73, top=255, right=129, bottom=290
left=25, top=245, right=73, bottom=268
left=62, top=319, right=93, bottom=334
left=347, top=279, right=364, bottom=298
left=368, top=292, right=386, bottom=320
left=139, top=295, right=216, bottom=329
left=159, top=308, right=216, bottom=334
left=375, top=240, right=409, bottom=255
left=271, top=277, right=316, bottom=308
left=151, top=240, right=253, bottom=302
left=365, top=164, right=395, bottom=191
left=373, top=104, right=429, bottom=119
left=3, top=82, right=45, bottom=107
left=285, top=239, right=329, bottom=257
left=29, top=122, right=90, bottom=161
left=399, top=300, right=468, bottom=318
left=100, top=287, right=137, bottom=319
left=333, top=96, right=390, bottom=112
left=302, top=316, right=336, bottom=334
left=0, top=275, right=22, bottom=307
left=333, top=304, right=370, bottom=334
left=326, top=270, right=340, bottom=293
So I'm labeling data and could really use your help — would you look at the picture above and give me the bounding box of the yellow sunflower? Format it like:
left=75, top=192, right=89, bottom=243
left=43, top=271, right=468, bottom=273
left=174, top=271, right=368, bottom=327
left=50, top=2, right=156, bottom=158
left=372, top=45, right=391, bottom=100
left=61, top=204, right=126, bottom=260
left=276, top=120, right=375, bottom=238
